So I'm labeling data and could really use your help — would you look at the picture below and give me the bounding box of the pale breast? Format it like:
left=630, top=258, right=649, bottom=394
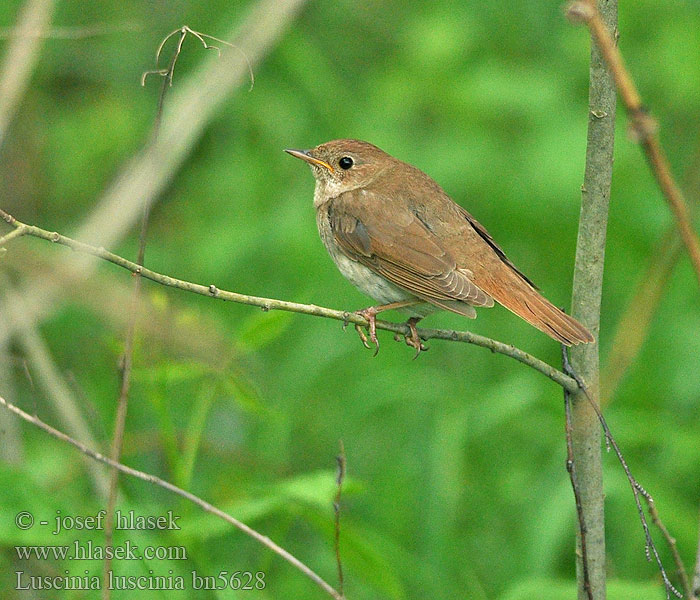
left=316, top=207, right=409, bottom=304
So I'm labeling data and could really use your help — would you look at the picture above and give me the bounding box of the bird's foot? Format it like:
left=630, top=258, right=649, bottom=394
left=403, top=317, right=428, bottom=359
left=354, top=307, right=380, bottom=356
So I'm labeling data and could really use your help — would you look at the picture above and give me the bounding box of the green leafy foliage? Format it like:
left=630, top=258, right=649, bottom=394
left=1, top=0, right=699, bottom=598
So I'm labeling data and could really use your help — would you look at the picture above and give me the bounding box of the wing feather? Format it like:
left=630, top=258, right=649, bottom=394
left=328, top=191, right=493, bottom=309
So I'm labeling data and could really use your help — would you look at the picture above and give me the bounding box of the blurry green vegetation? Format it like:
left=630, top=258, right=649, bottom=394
left=1, top=1, right=699, bottom=599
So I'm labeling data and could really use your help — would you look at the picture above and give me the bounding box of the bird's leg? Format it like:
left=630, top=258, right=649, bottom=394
left=353, top=300, right=420, bottom=356
left=404, top=317, right=428, bottom=359
left=354, top=307, right=378, bottom=354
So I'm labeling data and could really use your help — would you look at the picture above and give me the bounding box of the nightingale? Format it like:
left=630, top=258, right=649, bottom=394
left=286, top=139, right=593, bottom=355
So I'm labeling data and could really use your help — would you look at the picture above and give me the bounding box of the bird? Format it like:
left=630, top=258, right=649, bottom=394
left=285, top=139, right=594, bottom=355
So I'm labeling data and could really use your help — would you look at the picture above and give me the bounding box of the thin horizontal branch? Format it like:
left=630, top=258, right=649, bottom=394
left=0, top=394, right=343, bottom=600
left=0, top=209, right=579, bottom=393
left=0, top=0, right=309, bottom=352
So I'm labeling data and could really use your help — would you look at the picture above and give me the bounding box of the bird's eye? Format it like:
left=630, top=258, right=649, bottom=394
left=338, top=156, right=354, bottom=170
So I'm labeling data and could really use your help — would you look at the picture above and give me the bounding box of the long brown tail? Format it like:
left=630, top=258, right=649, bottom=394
left=480, top=267, right=594, bottom=346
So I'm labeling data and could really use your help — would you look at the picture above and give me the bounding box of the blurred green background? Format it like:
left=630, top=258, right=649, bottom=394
left=1, top=0, right=699, bottom=598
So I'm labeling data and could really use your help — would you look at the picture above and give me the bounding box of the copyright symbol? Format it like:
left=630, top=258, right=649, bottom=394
left=15, top=511, right=33, bottom=530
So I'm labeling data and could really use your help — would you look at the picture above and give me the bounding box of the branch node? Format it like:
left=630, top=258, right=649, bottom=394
left=141, top=69, right=169, bottom=86
left=0, top=209, right=16, bottom=225
left=208, top=284, right=219, bottom=297
left=565, top=1, right=594, bottom=24
left=0, top=223, right=28, bottom=247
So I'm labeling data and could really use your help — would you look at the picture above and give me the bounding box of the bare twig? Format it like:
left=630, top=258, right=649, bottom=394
left=0, top=394, right=343, bottom=600
left=0, top=0, right=309, bottom=352
left=101, top=292, right=139, bottom=598
left=568, top=0, right=617, bottom=596
left=334, top=440, right=346, bottom=597
left=100, top=226, right=144, bottom=598
left=563, top=361, right=681, bottom=599
left=0, top=210, right=581, bottom=393
left=141, top=26, right=254, bottom=92
left=595, top=415, right=680, bottom=599
left=3, top=246, right=243, bottom=366
left=568, top=0, right=700, bottom=286
left=646, top=498, right=691, bottom=598
left=102, top=22, right=198, bottom=596
left=565, top=5, right=695, bottom=590
left=0, top=224, right=28, bottom=247
left=562, top=346, right=593, bottom=600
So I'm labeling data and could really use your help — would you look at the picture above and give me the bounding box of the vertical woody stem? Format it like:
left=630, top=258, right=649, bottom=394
left=570, top=0, right=617, bottom=598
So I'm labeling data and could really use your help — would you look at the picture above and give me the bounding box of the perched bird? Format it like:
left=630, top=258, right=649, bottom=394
left=286, top=139, right=593, bottom=355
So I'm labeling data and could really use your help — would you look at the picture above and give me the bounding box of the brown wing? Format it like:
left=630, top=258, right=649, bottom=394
left=327, top=190, right=493, bottom=315
left=328, top=182, right=593, bottom=346
left=453, top=204, right=538, bottom=289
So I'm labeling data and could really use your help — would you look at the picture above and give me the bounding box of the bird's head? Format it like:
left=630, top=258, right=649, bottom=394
left=285, top=139, right=394, bottom=199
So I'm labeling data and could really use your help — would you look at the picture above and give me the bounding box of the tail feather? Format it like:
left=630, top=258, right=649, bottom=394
left=516, top=293, right=594, bottom=345
left=479, top=268, right=594, bottom=346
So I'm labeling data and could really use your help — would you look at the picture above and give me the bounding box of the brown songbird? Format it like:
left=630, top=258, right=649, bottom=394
left=286, top=139, right=593, bottom=355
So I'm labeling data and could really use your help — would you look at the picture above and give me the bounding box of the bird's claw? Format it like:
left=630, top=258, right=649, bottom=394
left=354, top=323, right=371, bottom=349
left=405, top=318, right=428, bottom=359
left=355, top=308, right=380, bottom=356
left=352, top=307, right=426, bottom=358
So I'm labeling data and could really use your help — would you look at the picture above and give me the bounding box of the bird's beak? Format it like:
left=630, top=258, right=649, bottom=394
left=284, top=148, right=335, bottom=173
